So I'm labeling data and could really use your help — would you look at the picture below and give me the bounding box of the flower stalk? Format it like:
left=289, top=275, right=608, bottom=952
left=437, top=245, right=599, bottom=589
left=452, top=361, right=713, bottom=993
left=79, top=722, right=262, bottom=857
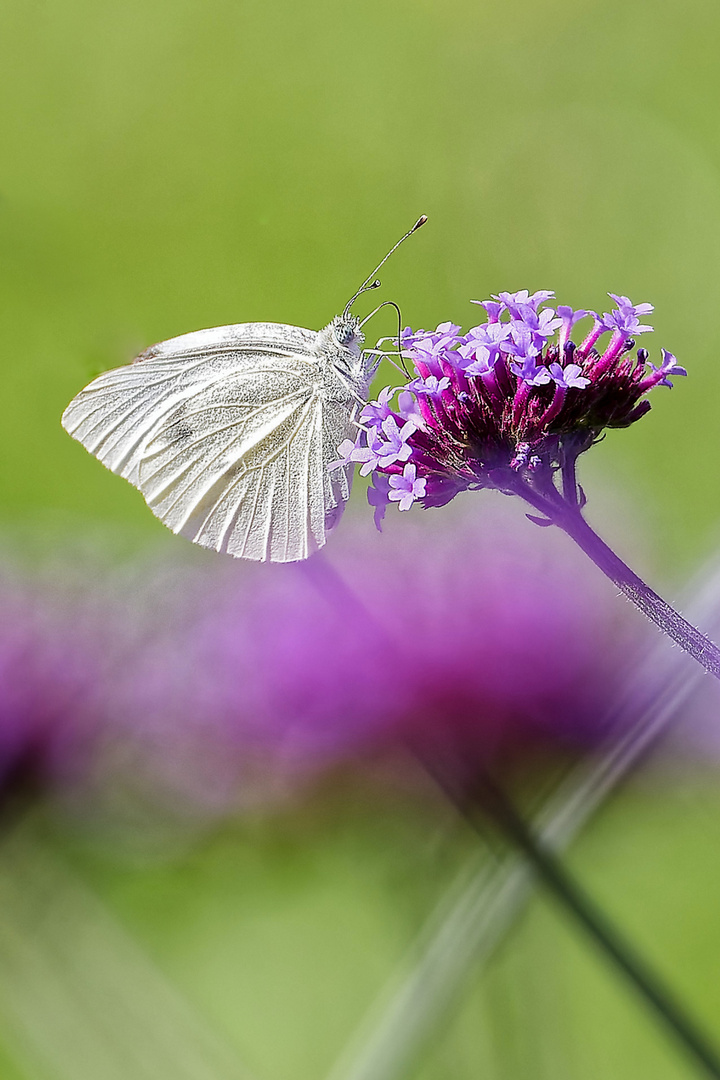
left=418, top=746, right=720, bottom=1080
left=506, top=471, right=720, bottom=681
left=555, top=506, right=720, bottom=679
left=471, top=772, right=720, bottom=1080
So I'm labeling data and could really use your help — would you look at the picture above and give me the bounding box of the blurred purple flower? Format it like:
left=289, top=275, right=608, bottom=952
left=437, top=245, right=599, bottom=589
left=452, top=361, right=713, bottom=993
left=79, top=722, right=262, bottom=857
left=0, top=505, right=649, bottom=827
left=189, top=504, right=642, bottom=783
left=0, top=567, right=105, bottom=803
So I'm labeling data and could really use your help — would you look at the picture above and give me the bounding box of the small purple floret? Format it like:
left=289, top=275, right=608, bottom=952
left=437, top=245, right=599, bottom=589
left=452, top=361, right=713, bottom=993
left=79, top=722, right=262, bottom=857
left=548, top=362, right=590, bottom=389
left=458, top=322, right=510, bottom=373
left=471, top=299, right=505, bottom=322
left=367, top=473, right=392, bottom=530
left=608, top=294, right=654, bottom=317
left=461, top=350, right=495, bottom=377
left=511, top=358, right=551, bottom=385
left=464, top=322, right=511, bottom=349
left=376, top=417, right=416, bottom=466
left=328, top=439, right=357, bottom=473
left=410, top=375, right=451, bottom=395
left=644, top=348, right=688, bottom=389
left=503, top=323, right=542, bottom=361
left=351, top=417, right=416, bottom=475
left=519, top=307, right=564, bottom=342
left=360, top=386, right=395, bottom=427
left=494, top=290, right=555, bottom=316
left=602, top=294, right=654, bottom=337
left=350, top=431, right=386, bottom=476
left=388, top=464, right=426, bottom=511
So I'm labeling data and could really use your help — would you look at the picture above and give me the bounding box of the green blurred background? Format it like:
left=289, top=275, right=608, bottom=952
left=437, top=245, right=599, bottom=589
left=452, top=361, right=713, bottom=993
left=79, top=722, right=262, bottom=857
left=2, top=0, right=720, bottom=1077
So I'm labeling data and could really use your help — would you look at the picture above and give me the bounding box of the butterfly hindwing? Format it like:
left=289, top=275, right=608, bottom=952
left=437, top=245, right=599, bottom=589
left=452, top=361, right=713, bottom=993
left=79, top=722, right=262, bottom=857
left=140, top=374, right=324, bottom=561
left=179, top=394, right=327, bottom=561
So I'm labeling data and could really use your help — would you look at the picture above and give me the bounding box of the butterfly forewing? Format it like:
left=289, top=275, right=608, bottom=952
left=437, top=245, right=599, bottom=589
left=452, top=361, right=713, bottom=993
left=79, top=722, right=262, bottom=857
left=62, top=322, right=361, bottom=562
left=62, top=324, right=317, bottom=481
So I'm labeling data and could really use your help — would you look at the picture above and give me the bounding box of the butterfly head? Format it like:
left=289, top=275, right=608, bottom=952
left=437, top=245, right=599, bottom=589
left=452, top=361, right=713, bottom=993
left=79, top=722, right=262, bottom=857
left=317, top=316, right=367, bottom=380
left=330, top=315, right=364, bottom=349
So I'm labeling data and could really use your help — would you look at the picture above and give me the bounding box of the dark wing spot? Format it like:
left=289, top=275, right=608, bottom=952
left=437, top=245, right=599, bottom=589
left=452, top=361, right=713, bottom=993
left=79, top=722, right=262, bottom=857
left=168, top=419, right=193, bottom=442
left=133, top=344, right=162, bottom=364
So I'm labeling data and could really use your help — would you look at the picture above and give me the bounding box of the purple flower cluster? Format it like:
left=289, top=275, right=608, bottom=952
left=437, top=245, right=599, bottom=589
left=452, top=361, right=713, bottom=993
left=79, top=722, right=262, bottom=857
left=5, top=504, right=708, bottom=823
left=332, top=291, right=684, bottom=527
left=198, top=504, right=639, bottom=775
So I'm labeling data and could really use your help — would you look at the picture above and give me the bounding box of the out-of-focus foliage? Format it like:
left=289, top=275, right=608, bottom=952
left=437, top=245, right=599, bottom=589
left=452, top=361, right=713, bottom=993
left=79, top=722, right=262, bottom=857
left=2, top=0, right=720, bottom=1077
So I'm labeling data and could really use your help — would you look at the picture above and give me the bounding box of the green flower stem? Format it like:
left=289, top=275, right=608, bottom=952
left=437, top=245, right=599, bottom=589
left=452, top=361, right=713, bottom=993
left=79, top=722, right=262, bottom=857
left=471, top=772, right=720, bottom=1080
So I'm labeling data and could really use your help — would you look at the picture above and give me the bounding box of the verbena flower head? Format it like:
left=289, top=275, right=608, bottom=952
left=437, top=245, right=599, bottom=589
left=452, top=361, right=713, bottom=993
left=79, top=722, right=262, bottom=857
left=334, top=292, right=683, bottom=526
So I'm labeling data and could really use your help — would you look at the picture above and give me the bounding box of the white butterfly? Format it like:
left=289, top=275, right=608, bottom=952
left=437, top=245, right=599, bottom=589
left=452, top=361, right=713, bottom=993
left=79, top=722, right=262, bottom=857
left=62, top=217, right=426, bottom=563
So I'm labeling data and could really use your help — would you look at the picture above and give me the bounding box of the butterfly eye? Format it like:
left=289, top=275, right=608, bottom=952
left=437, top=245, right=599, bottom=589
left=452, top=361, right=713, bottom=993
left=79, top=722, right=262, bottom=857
left=334, top=319, right=359, bottom=346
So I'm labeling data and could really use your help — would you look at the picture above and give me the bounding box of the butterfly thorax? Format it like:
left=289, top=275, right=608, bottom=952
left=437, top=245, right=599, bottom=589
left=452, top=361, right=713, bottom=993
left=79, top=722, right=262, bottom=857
left=316, top=316, right=373, bottom=395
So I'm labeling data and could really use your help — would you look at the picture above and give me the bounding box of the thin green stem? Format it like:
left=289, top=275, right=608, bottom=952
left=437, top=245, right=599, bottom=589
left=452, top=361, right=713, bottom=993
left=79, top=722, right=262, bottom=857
left=416, top=741, right=720, bottom=1077
left=471, top=773, right=720, bottom=1079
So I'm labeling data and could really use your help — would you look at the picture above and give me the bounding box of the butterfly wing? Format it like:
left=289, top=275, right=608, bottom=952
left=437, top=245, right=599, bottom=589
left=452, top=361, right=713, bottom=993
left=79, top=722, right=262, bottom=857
left=62, top=323, right=357, bottom=562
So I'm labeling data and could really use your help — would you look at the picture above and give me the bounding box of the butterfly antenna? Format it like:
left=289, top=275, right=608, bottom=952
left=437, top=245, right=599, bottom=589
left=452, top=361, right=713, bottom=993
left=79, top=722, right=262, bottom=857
left=343, top=215, right=427, bottom=321
left=359, top=300, right=411, bottom=378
